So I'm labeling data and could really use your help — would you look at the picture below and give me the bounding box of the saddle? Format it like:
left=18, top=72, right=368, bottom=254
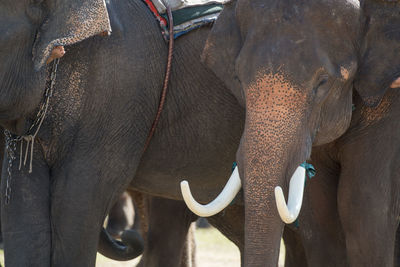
left=143, top=0, right=230, bottom=39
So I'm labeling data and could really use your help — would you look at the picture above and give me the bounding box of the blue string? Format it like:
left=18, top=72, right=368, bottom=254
left=300, top=161, right=316, bottom=181
left=232, top=161, right=237, bottom=172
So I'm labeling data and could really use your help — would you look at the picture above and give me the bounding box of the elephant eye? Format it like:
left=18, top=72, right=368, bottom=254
left=313, top=75, right=331, bottom=102
left=316, top=78, right=328, bottom=88
left=313, top=76, right=329, bottom=93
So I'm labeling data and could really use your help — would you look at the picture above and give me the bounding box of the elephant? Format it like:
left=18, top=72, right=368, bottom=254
left=0, top=0, right=245, bottom=266
left=178, top=0, right=400, bottom=265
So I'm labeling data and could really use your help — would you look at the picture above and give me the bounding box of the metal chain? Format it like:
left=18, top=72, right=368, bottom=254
left=4, top=130, right=16, bottom=204
left=27, top=59, right=59, bottom=134
left=3, top=58, right=59, bottom=205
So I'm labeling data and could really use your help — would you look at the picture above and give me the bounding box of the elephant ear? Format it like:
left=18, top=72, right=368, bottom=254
left=356, top=0, right=400, bottom=106
left=33, top=0, right=111, bottom=70
left=201, top=2, right=243, bottom=100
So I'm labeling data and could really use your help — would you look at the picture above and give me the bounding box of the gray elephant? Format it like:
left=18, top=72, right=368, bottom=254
left=0, top=0, right=246, bottom=266
left=179, top=0, right=400, bottom=266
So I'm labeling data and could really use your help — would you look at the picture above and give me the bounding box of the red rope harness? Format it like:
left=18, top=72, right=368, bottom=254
left=143, top=0, right=168, bottom=27
left=142, top=5, right=174, bottom=153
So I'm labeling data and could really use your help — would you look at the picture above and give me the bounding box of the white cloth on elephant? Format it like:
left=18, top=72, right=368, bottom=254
left=152, top=0, right=231, bottom=13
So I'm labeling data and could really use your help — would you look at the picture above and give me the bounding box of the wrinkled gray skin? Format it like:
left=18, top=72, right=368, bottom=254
left=285, top=1, right=400, bottom=266
left=0, top=0, right=244, bottom=266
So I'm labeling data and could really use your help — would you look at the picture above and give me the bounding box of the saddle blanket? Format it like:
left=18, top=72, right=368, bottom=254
left=143, top=0, right=229, bottom=39
left=152, top=0, right=230, bottom=13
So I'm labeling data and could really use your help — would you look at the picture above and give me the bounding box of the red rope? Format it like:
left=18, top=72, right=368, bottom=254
left=142, top=5, right=174, bottom=153
left=143, top=0, right=168, bottom=27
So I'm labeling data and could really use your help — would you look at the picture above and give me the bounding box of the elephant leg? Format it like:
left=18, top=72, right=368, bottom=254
left=137, top=196, right=197, bottom=267
left=208, top=202, right=244, bottom=265
left=296, top=145, right=347, bottom=267
left=49, top=155, right=136, bottom=266
left=1, top=149, right=51, bottom=267
left=338, top=142, right=400, bottom=267
left=128, top=189, right=149, bottom=240
left=180, top=224, right=197, bottom=267
left=283, top=226, right=308, bottom=267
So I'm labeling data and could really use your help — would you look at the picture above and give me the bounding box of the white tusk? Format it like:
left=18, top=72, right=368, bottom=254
left=180, top=166, right=241, bottom=217
left=274, top=166, right=306, bottom=224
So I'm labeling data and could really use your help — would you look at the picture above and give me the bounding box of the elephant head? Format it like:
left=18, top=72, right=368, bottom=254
left=179, top=0, right=395, bottom=265
left=0, top=0, right=111, bottom=133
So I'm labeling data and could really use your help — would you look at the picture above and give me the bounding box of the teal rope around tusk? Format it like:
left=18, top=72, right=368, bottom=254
left=232, top=161, right=237, bottom=172
left=300, top=161, right=316, bottom=180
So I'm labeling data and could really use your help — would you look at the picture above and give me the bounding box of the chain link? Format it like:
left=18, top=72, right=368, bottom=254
left=3, top=58, right=59, bottom=205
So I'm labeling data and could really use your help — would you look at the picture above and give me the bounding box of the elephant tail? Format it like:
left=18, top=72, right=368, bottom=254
left=98, top=227, right=144, bottom=261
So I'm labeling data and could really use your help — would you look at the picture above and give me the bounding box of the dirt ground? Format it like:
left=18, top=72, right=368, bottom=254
left=96, top=227, right=285, bottom=267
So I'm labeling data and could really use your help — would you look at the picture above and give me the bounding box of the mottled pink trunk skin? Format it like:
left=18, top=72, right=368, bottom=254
left=240, top=71, right=309, bottom=266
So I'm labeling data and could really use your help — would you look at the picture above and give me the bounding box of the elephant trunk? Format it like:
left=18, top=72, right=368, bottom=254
left=241, top=143, right=308, bottom=265
left=98, top=228, right=144, bottom=261
left=240, top=78, right=310, bottom=265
